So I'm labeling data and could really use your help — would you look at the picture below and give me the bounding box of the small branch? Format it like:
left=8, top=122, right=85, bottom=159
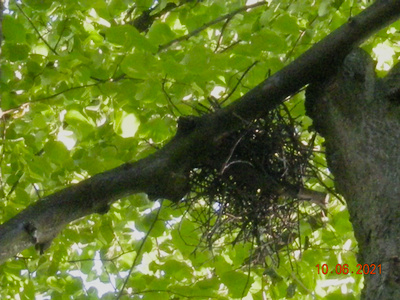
left=15, top=3, right=58, bottom=55
left=297, top=187, right=329, bottom=208
left=242, top=239, right=254, bottom=298
left=159, top=2, right=268, bottom=51
left=161, top=76, right=182, bottom=116
left=219, top=40, right=242, bottom=53
left=2, top=76, right=133, bottom=115
left=111, top=55, right=126, bottom=79
left=6, top=170, right=23, bottom=198
left=309, top=165, right=344, bottom=204
left=29, top=83, right=101, bottom=103
left=284, top=14, right=319, bottom=62
left=54, top=18, right=69, bottom=50
left=220, top=61, right=258, bottom=106
left=116, top=202, right=163, bottom=299
left=123, top=4, right=136, bottom=24
left=214, top=15, right=233, bottom=53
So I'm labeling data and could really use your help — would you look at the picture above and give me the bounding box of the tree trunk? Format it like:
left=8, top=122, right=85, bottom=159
left=306, top=48, right=400, bottom=299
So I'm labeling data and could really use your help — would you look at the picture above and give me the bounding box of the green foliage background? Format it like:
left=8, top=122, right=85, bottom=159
left=1, top=0, right=398, bottom=299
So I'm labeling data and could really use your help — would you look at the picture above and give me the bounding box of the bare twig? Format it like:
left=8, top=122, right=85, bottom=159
left=284, top=14, right=319, bottom=62
left=116, top=201, right=163, bottom=299
left=1, top=75, right=135, bottom=116
left=309, top=165, right=344, bottom=204
left=219, top=40, right=242, bottom=53
left=159, top=2, right=268, bottom=51
left=15, top=3, right=58, bottom=55
left=214, top=15, right=234, bottom=53
left=29, top=83, right=101, bottom=103
left=161, top=76, right=182, bottom=116
left=54, top=18, right=69, bottom=50
left=242, top=239, right=254, bottom=298
left=123, top=4, right=137, bottom=23
left=220, top=61, right=258, bottom=106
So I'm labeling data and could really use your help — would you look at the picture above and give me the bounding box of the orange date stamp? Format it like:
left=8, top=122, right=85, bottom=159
left=316, top=264, right=381, bottom=275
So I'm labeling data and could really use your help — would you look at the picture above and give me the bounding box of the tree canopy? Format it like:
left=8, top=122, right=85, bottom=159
left=1, top=0, right=400, bottom=299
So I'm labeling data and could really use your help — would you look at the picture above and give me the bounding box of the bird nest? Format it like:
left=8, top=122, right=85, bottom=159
left=180, top=105, right=323, bottom=264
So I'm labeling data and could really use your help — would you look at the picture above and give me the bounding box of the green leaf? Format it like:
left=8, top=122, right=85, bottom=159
left=162, top=259, right=192, bottom=280
left=32, top=113, right=47, bottom=129
left=114, top=111, right=140, bottom=139
left=80, top=260, right=94, bottom=275
left=3, top=15, right=26, bottom=43
left=2, top=43, right=30, bottom=61
left=331, top=209, right=353, bottom=235
left=325, top=292, right=357, bottom=300
left=44, top=141, right=70, bottom=163
left=319, top=0, right=332, bottom=17
left=194, top=277, right=220, bottom=291
left=130, top=194, right=151, bottom=208
left=64, top=109, right=96, bottom=140
left=182, top=45, right=210, bottom=74
left=273, top=15, right=299, bottom=35
left=99, top=220, right=115, bottom=244
left=171, top=219, right=199, bottom=255
left=250, top=29, right=285, bottom=53
left=21, top=281, right=35, bottom=300
left=24, top=0, right=53, bottom=10
left=27, top=157, right=49, bottom=181
left=106, top=25, right=134, bottom=46
left=138, top=116, right=172, bottom=142
left=46, top=276, right=64, bottom=293
left=106, top=25, right=157, bottom=52
left=135, top=210, right=165, bottom=237
left=148, top=22, right=176, bottom=45
left=65, top=109, right=95, bottom=127
left=120, top=52, right=157, bottom=79
left=220, top=270, right=254, bottom=298
left=332, top=0, right=345, bottom=10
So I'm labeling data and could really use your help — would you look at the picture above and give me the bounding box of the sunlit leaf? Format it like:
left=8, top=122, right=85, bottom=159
left=220, top=270, right=254, bottom=298
left=3, top=15, right=26, bottom=43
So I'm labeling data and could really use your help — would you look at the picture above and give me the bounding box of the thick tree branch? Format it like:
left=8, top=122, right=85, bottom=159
left=1, top=0, right=400, bottom=264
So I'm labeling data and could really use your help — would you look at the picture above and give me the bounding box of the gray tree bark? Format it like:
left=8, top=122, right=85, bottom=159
left=306, top=48, right=400, bottom=299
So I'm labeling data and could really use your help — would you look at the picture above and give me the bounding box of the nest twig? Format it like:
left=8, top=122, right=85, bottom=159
left=178, top=104, right=324, bottom=265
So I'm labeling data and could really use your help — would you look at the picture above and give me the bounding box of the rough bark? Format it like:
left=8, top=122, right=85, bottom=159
left=306, top=48, right=400, bottom=299
left=1, top=4, right=400, bottom=293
